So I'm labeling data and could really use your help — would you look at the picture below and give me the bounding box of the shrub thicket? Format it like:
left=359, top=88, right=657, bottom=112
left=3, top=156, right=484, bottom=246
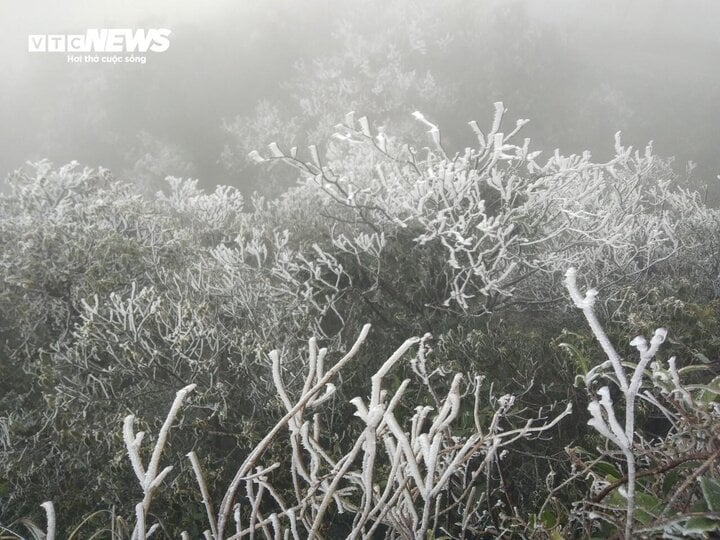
left=1, top=107, right=719, bottom=538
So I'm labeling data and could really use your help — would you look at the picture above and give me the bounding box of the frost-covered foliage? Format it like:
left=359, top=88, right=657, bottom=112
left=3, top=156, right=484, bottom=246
left=2, top=108, right=720, bottom=537
left=8, top=326, right=571, bottom=539
left=561, top=269, right=720, bottom=538
left=0, top=164, right=278, bottom=524
left=8, top=277, right=719, bottom=539
left=220, top=1, right=574, bottom=198
left=251, top=103, right=711, bottom=314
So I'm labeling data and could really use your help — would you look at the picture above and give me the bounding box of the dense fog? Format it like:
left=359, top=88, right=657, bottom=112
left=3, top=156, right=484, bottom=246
left=5, top=3, right=720, bottom=537
left=2, top=0, right=719, bottom=198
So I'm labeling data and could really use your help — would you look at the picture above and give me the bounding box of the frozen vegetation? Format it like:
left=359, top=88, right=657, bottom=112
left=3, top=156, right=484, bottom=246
left=2, top=107, right=720, bottom=538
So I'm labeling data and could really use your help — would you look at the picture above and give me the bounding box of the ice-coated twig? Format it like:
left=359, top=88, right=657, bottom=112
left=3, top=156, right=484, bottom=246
left=216, top=324, right=372, bottom=538
left=134, top=503, right=145, bottom=540
left=125, top=383, right=197, bottom=539
left=40, top=501, right=55, bottom=540
left=188, top=450, right=219, bottom=539
left=566, top=267, right=667, bottom=539
left=565, top=268, right=627, bottom=391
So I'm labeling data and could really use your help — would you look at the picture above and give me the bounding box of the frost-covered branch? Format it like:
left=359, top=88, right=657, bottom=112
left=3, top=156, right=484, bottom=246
left=124, top=383, right=196, bottom=539
left=566, top=268, right=667, bottom=538
left=197, top=325, right=571, bottom=539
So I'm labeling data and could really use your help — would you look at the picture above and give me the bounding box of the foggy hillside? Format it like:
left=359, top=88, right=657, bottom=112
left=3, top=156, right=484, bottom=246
left=3, top=2, right=720, bottom=538
left=2, top=0, right=720, bottom=198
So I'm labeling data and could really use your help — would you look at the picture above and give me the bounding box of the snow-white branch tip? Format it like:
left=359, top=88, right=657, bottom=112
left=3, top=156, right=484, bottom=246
left=564, top=268, right=599, bottom=309
left=40, top=501, right=56, bottom=540
left=630, top=328, right=667, bottom=355
left=268, top=142, right=283, bottom=158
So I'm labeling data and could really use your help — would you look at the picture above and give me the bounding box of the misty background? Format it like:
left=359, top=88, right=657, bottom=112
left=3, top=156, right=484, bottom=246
left=1, top=0, right=719, bottom=200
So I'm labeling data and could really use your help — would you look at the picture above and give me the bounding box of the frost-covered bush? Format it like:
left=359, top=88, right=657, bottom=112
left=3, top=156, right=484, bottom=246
left=8, top=325, right=571, bottom=539
left=2, top=107, right=720, bottom=535
left=554, top=269, right=720, bottom=538
left=251, top=103, right=711, bottom=316
left=7, top=273, right=719, bottom=539
left=0, top=164, right=331, bottom=528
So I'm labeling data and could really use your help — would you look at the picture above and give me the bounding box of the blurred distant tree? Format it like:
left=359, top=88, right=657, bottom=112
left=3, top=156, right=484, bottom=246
left=219, top=0, right=576, bottom=196
left=220, top=101, right=301, bottom=195
left=123, top=131, right=197, bottom=193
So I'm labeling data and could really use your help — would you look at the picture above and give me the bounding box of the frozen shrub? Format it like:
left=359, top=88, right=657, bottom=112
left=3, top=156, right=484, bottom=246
left=2, top=106, right=720, bottom=535
left=252, top=104, right=708, bottom=316
left=7, top=326, right=571, bottom=539
left=555, top=268, right=720, bottom=538
left=11, top=271, right=719, bottom=538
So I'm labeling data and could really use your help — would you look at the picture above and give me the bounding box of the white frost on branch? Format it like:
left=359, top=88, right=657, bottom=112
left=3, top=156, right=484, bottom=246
left=566, top=267, right=668, bottom=539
